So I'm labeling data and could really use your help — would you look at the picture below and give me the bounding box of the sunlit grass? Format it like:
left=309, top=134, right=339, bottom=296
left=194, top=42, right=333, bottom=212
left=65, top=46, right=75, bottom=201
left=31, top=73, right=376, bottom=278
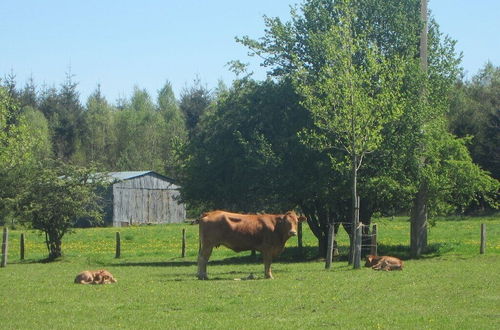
left=1, top=215, right=499, bottom=329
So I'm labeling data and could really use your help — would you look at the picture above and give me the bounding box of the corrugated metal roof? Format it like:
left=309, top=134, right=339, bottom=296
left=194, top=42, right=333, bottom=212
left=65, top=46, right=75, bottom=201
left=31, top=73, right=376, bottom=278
left=104, top=171, right=178, bottom=187
left=107, top=171, right=153, bottom=181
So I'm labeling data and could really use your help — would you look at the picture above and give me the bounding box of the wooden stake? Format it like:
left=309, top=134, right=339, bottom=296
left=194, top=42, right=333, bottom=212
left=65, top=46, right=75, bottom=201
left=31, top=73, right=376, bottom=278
left=20, top=233, right=25, bottom=260
left=181, top=228, right=186, bottom=258
left=1, top=227, right=8, bottom=267
left=480, top=223, right=486, bottom=254
left=115, top=232, right=121, bottom=258
left=298, top=221, right=303, bottom=250
left=371, top=224, right=378, bottom=256
left=325, top=223, right=335, bottom=269
left=353, top=224, right=362, bottom=269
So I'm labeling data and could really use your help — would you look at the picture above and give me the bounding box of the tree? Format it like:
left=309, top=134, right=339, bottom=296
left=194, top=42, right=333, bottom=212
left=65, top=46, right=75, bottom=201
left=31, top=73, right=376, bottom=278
left=179, top=77, right=212, bottom=136
left=237, top=0, right=497, bottom=258
left=80, top=85, right=117, bottom=169
left=291, top=0, right=405, bottom=264
left=114, top=87, right=162, bottom=171
left=38, top=72, right=84, bottom=161
left=0, top=85, right=39, bottom=225
left=18, top=163, right=105, bottom=260
left=449, top=62, right=500, bottom=181
left=180, top=77, right=343, bottom=256
left=0, top=86, right=34, bottom=171
left=19, top=75, right=38, bottom=109
left=157, top=81, right=188, bottom=178
left=21, top=106, right=52, bottom=161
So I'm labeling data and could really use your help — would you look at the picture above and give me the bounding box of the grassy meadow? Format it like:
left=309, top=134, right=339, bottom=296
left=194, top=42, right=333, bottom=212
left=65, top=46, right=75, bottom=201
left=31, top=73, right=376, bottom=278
left=1, top=216, right=499, bottom=329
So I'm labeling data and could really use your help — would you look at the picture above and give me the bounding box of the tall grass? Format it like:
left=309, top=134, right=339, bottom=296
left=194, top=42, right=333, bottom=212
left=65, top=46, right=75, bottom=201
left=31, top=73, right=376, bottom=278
left=1, top=216, right=499, bottom=329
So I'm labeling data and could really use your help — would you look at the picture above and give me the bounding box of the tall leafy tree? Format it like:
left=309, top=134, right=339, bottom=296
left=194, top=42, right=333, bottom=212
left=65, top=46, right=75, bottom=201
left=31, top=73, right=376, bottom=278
left=17, top=162, right=105, bottom=260
left=0, top=85, right=42, bottom=224
left=114, top=87, right=165, bottom=172
left=449, top=62, right=500, bottom=180
left=291, top=0, right=406, bottom=262
left=237, top=0, right=497, bottom=258
left=180, top=78, right=323, bottom=212
left=0, top=85, right=35, bottom=172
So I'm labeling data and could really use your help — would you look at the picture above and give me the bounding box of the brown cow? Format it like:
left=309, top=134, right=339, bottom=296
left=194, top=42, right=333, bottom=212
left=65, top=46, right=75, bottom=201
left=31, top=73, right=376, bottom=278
left=365, top=255, right=404, bottom=271
left=74, top=270, right=117, bottom=284
left=195, top=210, right=307, bottom=280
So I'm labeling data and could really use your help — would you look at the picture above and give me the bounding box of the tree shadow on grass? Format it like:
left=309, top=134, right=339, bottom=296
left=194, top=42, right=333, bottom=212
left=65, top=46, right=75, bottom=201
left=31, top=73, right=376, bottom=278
left=376, top=242, right=445, bottom=260
left=113, top=246, right=320, bottom=268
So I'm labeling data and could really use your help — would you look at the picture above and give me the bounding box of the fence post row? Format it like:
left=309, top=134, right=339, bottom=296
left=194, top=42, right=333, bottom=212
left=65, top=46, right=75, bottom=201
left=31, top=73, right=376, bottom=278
left=1, top=227, right=8, bottom=268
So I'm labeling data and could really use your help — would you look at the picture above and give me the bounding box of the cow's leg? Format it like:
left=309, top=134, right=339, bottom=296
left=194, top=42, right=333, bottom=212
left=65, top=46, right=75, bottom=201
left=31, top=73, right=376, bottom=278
left=372, top=261, right=383, bottom=270
left=197, top=245, right=213, bottom=280
left=263, top=253, right=274, bottom=279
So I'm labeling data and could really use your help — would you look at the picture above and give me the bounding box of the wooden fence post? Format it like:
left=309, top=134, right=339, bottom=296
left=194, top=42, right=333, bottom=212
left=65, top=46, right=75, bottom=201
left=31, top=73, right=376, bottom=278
left=370, top=224, right=377, bottom=256
left=480, top=223, right=486, bottom=254
left=115, top=232, right=121, bottom=259
left=298, top=221, right=303, bottom=251
left=325, top=223, right=335, bottom=269
left=1, top=227, right=8, bottom=267
left=181, top=228, right=186, bottom=258
left=353, top=224, right=362, bottom=269
left=20, top=233, right=25, bottom=261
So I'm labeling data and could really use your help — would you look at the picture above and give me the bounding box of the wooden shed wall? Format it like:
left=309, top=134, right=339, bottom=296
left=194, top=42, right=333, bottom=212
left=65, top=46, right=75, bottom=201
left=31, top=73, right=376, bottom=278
left=112, top=174, right=185, bottom=226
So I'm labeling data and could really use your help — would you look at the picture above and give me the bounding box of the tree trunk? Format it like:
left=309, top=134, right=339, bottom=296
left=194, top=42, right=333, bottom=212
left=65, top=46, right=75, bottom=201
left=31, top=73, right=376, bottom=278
left=410, top=183, right=428, bottom=258
left=302, top=203, right=337, bottom=258
left=348, top=155, right=358, bottom=265
left=411, top=0, right=429, bottom=259
left=46, top=230, right=63, bottom=260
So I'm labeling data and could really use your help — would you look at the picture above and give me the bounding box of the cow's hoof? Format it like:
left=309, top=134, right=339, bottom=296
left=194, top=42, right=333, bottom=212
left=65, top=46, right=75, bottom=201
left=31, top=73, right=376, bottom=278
left=197, top=275, right=209, bottom=280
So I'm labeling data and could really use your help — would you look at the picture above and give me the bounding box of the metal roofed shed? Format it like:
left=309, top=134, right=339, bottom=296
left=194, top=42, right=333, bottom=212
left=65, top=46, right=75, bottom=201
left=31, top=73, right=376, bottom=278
left=106, top=171, right=186, bottom=227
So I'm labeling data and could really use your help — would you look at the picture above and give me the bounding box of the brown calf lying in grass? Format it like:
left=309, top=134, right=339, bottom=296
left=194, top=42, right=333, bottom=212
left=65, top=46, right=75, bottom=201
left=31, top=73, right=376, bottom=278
left=74, top=270, right=117, bottom=284
left=365, top=255, right=404, bottom=271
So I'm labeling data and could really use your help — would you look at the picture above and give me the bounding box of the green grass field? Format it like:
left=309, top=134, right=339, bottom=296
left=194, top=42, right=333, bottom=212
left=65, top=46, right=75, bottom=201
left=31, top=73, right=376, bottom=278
left=1, top=216, right=499, bottom=329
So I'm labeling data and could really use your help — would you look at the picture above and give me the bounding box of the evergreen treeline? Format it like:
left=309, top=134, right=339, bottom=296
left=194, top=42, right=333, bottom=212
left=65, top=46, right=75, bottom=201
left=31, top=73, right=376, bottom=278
left=0, top=73, right=219, bottom=178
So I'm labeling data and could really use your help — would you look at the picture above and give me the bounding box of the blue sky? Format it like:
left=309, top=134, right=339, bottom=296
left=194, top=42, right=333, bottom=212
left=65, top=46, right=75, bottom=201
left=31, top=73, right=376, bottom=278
left=1, top=0, right=499, bottom=104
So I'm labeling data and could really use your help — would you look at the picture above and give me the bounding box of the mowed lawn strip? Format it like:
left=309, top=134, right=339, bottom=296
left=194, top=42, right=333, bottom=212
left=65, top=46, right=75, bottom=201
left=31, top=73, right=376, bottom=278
left=1, top=216, right=499, bottom=329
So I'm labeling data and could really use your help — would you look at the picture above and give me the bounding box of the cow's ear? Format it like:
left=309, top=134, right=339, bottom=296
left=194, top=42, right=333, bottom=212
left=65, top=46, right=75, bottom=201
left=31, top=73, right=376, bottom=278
left=298, top=216, right=307, bottom=223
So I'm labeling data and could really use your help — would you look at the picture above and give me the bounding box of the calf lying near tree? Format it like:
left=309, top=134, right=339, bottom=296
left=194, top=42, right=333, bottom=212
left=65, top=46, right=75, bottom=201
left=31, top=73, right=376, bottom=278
left=365, top=255, right=404, bottom=271
left=195, top=210, right=307, bottom=279
left=74, top=270, right=117, bottom=284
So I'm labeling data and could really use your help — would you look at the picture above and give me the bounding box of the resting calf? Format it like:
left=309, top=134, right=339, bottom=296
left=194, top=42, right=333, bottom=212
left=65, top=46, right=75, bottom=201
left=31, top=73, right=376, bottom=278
left=365, top=255, right=403, bottom=271
left=74, top=270, right=117, bottom=284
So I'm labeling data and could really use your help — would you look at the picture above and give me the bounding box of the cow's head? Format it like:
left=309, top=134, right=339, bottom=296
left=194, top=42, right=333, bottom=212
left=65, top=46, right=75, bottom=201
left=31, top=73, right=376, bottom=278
left=280, top=211, right=307, bottom=238
left=98, top=270, right=117, bottom=284
left=365, top=255, right=377, bottom=267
